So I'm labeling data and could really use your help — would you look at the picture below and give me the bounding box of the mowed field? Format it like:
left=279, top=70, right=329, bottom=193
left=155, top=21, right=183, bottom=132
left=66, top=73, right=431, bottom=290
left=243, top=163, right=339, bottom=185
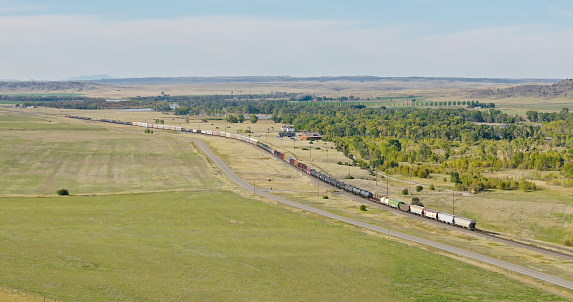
left=0, top=108, right=571, bottom=300
left=0, top=191, right=566, bottom=302
left=0, top=113, right=223, bottom=195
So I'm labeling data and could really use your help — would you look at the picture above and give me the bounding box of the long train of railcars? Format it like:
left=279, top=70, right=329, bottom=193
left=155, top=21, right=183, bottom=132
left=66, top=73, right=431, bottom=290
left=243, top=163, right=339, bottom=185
left=65, top=114, right=477, bottom=230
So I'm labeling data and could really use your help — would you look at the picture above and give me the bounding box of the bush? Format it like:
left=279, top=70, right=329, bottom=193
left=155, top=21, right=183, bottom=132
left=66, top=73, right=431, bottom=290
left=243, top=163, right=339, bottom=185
left=411, top=197, right=424, bottom=207
left=345, top=175, right=354, bottom=179
left=323, top=195, right=329, bottom=199
left=415, top=185, right=423, bottom=192
left=57, top=189, right=69, bottom=196
left=401, top=188, right=409, bottom=195
left=360, top=205, right=367, bottom=211
left=429, top=184, right=435, bottom=190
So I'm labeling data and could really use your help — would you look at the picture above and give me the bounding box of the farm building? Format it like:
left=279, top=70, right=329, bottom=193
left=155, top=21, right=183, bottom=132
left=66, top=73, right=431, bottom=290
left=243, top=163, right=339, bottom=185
left=280, top=125, right=295, bottom=132
left=300, top=131, right=322, bottom=140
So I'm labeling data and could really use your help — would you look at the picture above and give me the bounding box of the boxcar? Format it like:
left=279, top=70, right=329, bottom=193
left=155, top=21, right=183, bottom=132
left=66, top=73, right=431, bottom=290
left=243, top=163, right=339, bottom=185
left=454, top=216, right=476, bottom=230
left=438, top=212, right=455, bottom=224
left=381, top=197, right=390, bottom=205
left=409, top=205, right=424, bottom=216
left=398, top=203, right=410, bottom=212
left=388, top=199, right=403, bottom=209
left=423, top=208, right=438, bottom=220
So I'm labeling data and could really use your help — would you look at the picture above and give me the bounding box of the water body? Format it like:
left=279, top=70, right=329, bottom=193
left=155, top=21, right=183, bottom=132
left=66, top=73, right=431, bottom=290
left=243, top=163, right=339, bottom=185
left=115, top=108, right=153, bottom=112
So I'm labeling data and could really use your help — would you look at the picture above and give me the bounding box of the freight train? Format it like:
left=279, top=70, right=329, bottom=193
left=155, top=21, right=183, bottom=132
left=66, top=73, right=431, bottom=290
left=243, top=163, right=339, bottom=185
left=65, top=114, right=477, bottom=230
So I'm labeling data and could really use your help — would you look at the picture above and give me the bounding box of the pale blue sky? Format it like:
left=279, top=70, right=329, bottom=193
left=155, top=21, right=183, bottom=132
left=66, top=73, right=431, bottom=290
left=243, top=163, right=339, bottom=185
left=1, top=0, right=572, bottom=80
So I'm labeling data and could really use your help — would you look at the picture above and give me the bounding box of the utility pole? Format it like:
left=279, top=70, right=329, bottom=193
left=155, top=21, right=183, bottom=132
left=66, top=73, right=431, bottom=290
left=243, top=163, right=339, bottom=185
left=386, top=169, right=389, bottom=197
left=452, top=188, right=455, bottom=215
left=408, top=167, right=411, bottom=196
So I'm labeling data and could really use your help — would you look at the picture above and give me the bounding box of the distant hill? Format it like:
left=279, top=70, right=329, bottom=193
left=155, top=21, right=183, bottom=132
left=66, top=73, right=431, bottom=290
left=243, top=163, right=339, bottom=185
left=66, top=74, right=116, bottom=81
left=0, top=81, right=102, bottom=93
left=92, top=76, right=562, bottom=86
left=469, top=79, right=573, bottom=99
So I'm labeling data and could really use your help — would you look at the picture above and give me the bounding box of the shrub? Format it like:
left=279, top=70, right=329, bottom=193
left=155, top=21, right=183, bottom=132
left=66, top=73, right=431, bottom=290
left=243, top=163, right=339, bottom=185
left=57, top=189, right=69, bottom=196
left=323, top=195, right=329, bottom=199
left=411, top=197, right=424, bottom=206
left=360, top=205, right=367, bottom=211
left=415, top=185, right=423, bottom=192
left=401, top=188, right=409, bottom=195
left=429, top=184, right=435, bottom=190
left=345, top=175, right=354, bottom=179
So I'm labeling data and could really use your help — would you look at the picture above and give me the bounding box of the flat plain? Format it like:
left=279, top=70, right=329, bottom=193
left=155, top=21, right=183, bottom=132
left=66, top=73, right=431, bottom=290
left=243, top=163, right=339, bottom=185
left=0, top=191, right=566, bottom=301
left=0, top=109, right=571, bottom=300
left=0, top=113, right=223, bottom=195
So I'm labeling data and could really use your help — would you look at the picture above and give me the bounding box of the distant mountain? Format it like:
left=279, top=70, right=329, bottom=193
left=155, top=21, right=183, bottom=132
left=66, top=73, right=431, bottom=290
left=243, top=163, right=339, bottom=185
left=92, top=76, right=562, bottom=85
left=65, top=74, right=116, bottom=81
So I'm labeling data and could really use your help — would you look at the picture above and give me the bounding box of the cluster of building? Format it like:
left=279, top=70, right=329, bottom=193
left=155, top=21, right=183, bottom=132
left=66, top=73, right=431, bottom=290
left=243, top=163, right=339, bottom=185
left=279, top=125, right=322, bottom=140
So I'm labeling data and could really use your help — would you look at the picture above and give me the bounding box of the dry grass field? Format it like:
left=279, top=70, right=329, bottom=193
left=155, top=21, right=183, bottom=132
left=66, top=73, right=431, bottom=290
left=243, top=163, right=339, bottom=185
left=0, top=111, right=223, bottom=196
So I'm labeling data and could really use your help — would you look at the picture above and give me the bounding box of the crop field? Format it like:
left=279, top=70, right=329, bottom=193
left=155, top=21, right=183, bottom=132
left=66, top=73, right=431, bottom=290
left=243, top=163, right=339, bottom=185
left=0, top=191, right=567, bottom=302
left=0, top=112, right=222, bottom=195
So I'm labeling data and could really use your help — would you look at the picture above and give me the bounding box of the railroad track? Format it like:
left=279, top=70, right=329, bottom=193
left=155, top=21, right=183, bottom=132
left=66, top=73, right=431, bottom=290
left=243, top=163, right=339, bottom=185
left=186, top=135, right=573, bottom=291
left=8, top=109, right=573, bottom=290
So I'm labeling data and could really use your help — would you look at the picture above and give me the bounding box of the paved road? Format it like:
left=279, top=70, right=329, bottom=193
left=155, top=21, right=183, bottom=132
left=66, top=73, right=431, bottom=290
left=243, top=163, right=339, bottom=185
left=188, top=137, right=573, bottom=291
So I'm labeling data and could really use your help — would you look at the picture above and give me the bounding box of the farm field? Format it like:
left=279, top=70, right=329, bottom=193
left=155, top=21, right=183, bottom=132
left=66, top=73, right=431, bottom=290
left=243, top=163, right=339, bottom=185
left=0, top=112, right=223, bottom=195
left=0, top=190, right=567, bottom=301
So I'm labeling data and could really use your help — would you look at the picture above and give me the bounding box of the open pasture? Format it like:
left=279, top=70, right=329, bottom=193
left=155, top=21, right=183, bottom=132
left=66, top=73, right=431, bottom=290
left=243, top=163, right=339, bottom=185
left=0, top=190, right=567, bottom=302
left=0, top=112, right=222, bottom=196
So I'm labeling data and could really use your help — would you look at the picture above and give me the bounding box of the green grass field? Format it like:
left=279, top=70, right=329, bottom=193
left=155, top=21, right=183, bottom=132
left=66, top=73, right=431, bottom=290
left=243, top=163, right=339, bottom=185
left=0, top=191, right=565, bottom=302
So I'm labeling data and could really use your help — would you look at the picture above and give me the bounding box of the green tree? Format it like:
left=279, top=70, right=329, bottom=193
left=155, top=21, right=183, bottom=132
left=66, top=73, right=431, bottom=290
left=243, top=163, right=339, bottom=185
left=250, top=114, right=259, bottom=123
left=226, top=115, right=238, bottom=123
left=57, top=189, right=69, bottom=196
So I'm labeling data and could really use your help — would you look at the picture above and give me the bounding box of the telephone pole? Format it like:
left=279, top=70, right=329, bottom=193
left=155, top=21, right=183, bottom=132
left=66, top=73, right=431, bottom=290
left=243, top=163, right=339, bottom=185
left=452, top=188, right=455, bottom=215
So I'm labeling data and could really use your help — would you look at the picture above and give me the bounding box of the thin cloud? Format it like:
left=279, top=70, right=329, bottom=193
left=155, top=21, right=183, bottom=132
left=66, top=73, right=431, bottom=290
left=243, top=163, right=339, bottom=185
left=0, top=14, right=570, bottom=79
left=0, top=1, right=47, bottom=13
left=549, top=5, right=573, bottom=18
